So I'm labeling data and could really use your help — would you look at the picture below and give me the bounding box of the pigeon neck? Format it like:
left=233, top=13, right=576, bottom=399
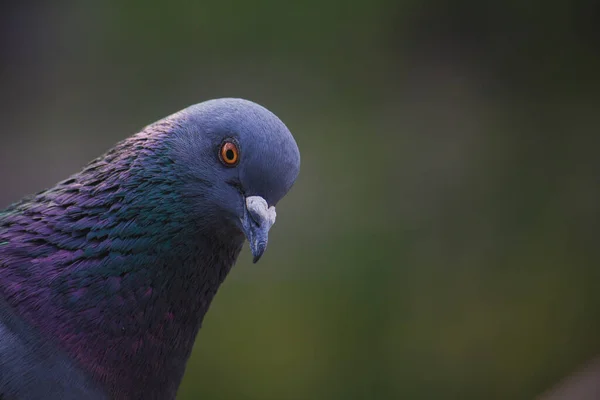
left=0, top=211, right=244, bottom=399
left=0, top=170, right=245, bottom=400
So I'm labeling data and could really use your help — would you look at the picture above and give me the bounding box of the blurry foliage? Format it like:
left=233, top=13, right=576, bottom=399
left=1, top=0, right=600, bottom=398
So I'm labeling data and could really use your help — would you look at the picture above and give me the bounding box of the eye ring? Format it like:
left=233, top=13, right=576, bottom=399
left=219, top=140, right=240, bottom=167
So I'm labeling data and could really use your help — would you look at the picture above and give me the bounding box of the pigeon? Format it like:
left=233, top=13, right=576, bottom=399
left=0, top=98, right=301, bottom=400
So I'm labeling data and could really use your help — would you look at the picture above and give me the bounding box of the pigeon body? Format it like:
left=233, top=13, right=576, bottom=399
left=0, top=99, right=300, bottom=400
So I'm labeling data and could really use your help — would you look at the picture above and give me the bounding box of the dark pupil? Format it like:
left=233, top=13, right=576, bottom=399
left=225, top=149, right=235, bottom=160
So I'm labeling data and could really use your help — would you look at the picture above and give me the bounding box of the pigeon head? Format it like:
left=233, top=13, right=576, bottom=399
left=167, top=98, right=300, bottom=262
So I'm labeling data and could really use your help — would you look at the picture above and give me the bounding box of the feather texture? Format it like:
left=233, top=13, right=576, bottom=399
left=0, top=98, right=300, bottom=399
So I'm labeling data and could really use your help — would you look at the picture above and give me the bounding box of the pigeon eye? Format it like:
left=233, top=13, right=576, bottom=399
left=219, top=141, right=239, bottom=166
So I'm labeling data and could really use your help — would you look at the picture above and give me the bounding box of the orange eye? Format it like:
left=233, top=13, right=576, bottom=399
left=220, top=141, right=239, bottom=166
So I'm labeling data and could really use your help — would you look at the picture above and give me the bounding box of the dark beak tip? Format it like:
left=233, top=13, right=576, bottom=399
left=250, top=241, right=267, bottom=264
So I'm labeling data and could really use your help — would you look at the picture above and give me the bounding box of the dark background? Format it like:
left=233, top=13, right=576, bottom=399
left=1, top=1, right=599, bottom=398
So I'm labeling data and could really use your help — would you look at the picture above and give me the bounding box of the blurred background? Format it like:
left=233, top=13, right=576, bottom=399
left=1, top=1, right=599, bottom=398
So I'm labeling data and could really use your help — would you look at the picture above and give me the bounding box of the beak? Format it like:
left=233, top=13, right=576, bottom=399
left=241, top=196, right=277, bottom=263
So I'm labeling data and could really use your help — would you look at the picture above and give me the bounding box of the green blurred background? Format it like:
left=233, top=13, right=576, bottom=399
left=1, top=1, right=599, bottom=398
